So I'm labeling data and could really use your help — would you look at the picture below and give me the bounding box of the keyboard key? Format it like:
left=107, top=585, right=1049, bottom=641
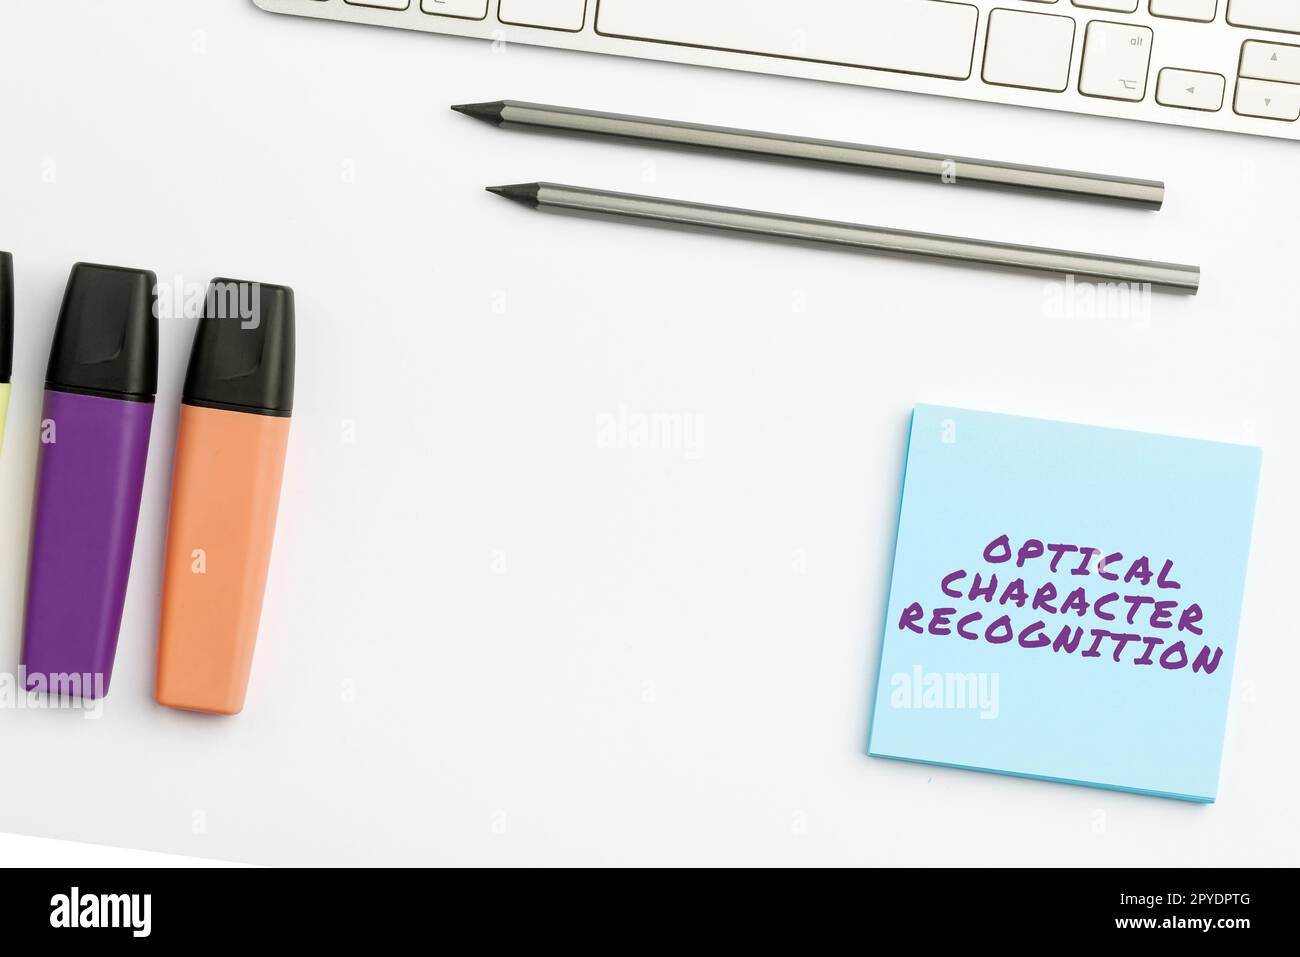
left=1234, top=76, right=1300, bottom=117
left=420, top=0, right=489, bottom=19
left=1156, top=68, right=1226, bottom=109
left=1080, top=21, right=1153, bottom=100
left=1072, top=1, right=1139, bottom=11
left=499, top=0, right=587, bottom=31
left=346, top=0, right=410, bottom=8
left=595, top=0, right=980, bottom=81
left=1240, top=39, right=1300, bottom=82
left=982, top=9, right=1076, bottom=92
left=1227, top=0, right=1300, bottom=34
left=1150, top=0, right=1219, bottom=20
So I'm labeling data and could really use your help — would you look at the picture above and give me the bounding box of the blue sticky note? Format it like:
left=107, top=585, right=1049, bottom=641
left=868, top=405, right=1262, bottom=803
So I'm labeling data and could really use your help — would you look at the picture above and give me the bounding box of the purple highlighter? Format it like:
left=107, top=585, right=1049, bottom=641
left=21, top=263, right=158, bottom=700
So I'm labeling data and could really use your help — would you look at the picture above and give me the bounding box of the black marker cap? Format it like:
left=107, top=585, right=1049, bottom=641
left=183, top=279, right=295, bottom=416
left=46, top=262, right=158, bottom=400
left=0, top=252, right=13, bottom=384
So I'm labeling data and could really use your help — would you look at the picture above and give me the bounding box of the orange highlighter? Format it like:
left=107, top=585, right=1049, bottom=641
left=156, top=280, right=295, bottom=715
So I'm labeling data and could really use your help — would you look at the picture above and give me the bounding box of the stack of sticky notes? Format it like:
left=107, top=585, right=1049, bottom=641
left=869, top=404, right=1262, bottom=802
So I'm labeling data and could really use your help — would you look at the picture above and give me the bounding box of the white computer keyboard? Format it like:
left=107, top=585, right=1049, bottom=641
left=254, top=0, right=1300, bottom=141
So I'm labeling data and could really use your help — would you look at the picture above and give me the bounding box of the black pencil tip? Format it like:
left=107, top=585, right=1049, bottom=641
left=451, top=101, right=506, bottom=126
left=485, top=184, right=541, bottom=209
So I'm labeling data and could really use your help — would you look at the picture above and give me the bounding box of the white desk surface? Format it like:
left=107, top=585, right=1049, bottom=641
left=0, top=0, right=1295, bottom=867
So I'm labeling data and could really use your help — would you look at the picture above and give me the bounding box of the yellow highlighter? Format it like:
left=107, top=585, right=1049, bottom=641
left=0, top=252, right=11, bottom=447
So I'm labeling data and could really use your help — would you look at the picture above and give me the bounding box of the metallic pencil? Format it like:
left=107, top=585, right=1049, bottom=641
left=457, top=100, right=1165, bottom=209
left=485, top=182, right=1199, bottom=293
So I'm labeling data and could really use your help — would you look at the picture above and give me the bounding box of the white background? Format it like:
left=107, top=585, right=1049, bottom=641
left=0, top=0, right=1296, bottom=867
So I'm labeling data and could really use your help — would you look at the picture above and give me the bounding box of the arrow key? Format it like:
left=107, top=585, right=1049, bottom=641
left=1240, top=40, right=1300, bottom=84
left=1234, top=77, right=1300, bottom=120
left=1156, top=68, right=1226, bottom=111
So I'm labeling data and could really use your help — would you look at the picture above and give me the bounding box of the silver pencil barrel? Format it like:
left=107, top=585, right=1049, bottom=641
left=457, top=101, right=1166, bottom=209
left=487, top=183, right=1199, bottom=293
